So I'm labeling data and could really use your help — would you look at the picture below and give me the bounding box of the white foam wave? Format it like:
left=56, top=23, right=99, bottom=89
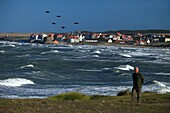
left=0, top=50, right=5, bottom=53
left=119, top=54, right=132, bottom=58
left=115, top=65, right=134, bottom=71
left=152, top=80, right=166, bottom=87
left=102, top=68, right=111, bottom=70
left=77, top=69, right=102, bottom=72
left=129, top=52, right=151, bottom=57
left=1, top=44, right=16, bottom=47
left=0, top=78, right=35, bottom=87
left=41, top=50, right=59, bottom=54
left=9, top=44, right=16, bottom=47
left=154, top=73, right=170, bottom=76
left=20, top=64, right=34, bottom=69
left=51, top=50, right=59, bottom=53
left=143, top=80, right=170, bottom=94
left=162, top=57, right=170, bottom=61
left=93, top=50, right=101, bottom=54
left=144, top=80, right=166, bottom=87
left=41, top=51, right=49, bottom=54
left=156, top=87, right=170, bottom=94
left=93, top=55, right=99, bottom=58
left=79, top=86, right=132, bottom=96
left=17, top=54, right=30, bottom=58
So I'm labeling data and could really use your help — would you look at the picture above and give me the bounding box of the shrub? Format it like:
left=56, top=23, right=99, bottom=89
left=48, top=92, right=90, bottom=101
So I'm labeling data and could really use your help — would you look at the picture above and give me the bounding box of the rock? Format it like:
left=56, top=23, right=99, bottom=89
left=117, top=89, right=131, bottom=96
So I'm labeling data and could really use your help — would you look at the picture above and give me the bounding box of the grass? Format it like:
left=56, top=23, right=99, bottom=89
left=49, top=92, right=90, bottom=101
left=0, top=92, right=169, bottom=113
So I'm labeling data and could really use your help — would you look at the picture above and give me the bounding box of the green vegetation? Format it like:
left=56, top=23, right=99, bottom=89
left=49, top=92, right=90, bottom=101
left=0, top=92, right=169, bottom=113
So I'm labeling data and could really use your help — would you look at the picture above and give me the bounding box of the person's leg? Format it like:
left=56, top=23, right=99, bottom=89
left=137, top=88, right=142, bottom=103
left=131, top=88, right=135, bottom=103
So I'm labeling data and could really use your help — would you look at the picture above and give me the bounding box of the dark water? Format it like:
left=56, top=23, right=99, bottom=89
left=0, top=41, right=170, bottom=98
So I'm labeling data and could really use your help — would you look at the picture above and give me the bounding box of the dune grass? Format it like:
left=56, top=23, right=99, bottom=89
left=0, top=92, right=169, bottom=113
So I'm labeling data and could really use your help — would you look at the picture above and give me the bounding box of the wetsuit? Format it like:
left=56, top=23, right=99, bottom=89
left=132, top=72, right=144, bottom=103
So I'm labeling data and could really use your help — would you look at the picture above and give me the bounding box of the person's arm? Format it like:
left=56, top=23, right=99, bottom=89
left=141, top=74, right=144, bottom=84
left=132, top=73, right=134, bottom=81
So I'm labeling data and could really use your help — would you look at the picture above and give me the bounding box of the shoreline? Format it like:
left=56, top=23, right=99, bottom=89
left=0, top=92, right=169, bottom=113
left=1, top=32, right=170, bottom=48
left=1, top=36, right=170, bottom=48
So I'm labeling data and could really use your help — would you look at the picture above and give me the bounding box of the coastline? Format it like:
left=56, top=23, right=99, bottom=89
left=1, top=32, right=170, bottom=48
left=0, top=92, right=169, bottom=113
left=1, top=36, right=170, bottom=48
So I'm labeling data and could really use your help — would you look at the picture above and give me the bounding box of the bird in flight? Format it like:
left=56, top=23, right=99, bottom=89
left=45, top=11, right=50, bottom=13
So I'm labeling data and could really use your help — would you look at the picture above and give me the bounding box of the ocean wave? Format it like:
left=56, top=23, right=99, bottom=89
left=16, top=54, right=30, bottom=58
left=161, top=56, right=170, bottom=61
left=0, top=41, right=17, bottom=47
left=119, top=54, right=132, bottom=58
left=154, top=73, right=170, bottom=76
left=1, top=44, right=16, bottom=48
left=155, top=87, right=170, bottom=94
left=102, top=68, right=111, bottom=71
left=115, top=65, right=134, bottom=71
left=143, top=80, right=170, bottom=94
left=93, top=55, right=99, bottom=58
left=51, top=50, right=59, bottom=53
left=144, top=80, right=166, bottom=87
left=20, top=64, right=34, bottom=68
left=79, top=86, right=132, bottom=96
left=41, top=50, right=59, bottom=54
left=93, top=50, right=101, bottom=54
left=0, top=50, right=5, bottom=53
left=50, top=45, right=73, bottom=50
left=77, top=69, right=102, bottom=72
left=129, top=52, right=152, bottom=57
left=0, top=78, right=35, bottom=87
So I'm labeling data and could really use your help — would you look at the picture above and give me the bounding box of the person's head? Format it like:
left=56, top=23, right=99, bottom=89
left=134, top=67, right=139, bottom=73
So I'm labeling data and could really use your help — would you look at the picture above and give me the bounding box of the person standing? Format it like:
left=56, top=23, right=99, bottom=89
left=131, top=67, right=144, bottom=103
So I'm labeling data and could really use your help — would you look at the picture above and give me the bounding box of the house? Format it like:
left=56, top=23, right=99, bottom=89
left=44, top=34, right=54, bottom=44
left=165, top=37, right=170, bottom=42
left=30, top=33, right=48, bottom=44
left=30, top=33, right=59, bottom=44
left=108, top=39, right=113, bottom=43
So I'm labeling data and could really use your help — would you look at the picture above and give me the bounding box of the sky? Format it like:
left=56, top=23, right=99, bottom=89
left=0, top=0, right=170, bottom=33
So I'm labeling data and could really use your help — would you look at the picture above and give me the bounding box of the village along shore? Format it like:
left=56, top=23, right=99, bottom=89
left=0, top=30, right=170, bottom=47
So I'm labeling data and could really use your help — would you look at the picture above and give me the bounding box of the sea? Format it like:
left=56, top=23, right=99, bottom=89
left=0, top=41, right=170, bottom=98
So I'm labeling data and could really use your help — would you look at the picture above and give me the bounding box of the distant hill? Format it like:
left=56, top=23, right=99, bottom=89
left=100, top=30, right=170, bottom=35
left=1, top=30, right=170, bottom=37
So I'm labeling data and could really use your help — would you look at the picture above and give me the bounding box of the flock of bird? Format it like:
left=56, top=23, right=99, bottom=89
left=45, top=10, right=79, bottom=30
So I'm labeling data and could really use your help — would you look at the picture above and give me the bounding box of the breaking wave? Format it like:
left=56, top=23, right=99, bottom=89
left=20, top=64, right=34, bottom=69
left=93, top=50, right=101, bottom=54
left=154, top=73, right=170, bottom=76
left=0, top=78, right=35, bottom=87
left=93, top=55, right=99, bottom=58
left=143, top=80, right=170, bottom=94
left=77, top=69, right=102, bottom=72
left=0, top=50, right=5, bottom=53
left=41, top=50, right=59, bottom=54
left=144, top=80, right=166, bottom=87
left=115, top=65, right=134, bottom=71
left=0, top=41, right=16, bottom=47
left=119, top=54, right=132, bottom=58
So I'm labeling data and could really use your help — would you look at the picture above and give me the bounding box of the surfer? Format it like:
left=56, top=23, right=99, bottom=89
left=131, top=67, right=144, bottom=103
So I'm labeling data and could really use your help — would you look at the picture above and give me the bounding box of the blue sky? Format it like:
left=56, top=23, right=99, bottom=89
left=0, top=0, right=170, bottom=33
